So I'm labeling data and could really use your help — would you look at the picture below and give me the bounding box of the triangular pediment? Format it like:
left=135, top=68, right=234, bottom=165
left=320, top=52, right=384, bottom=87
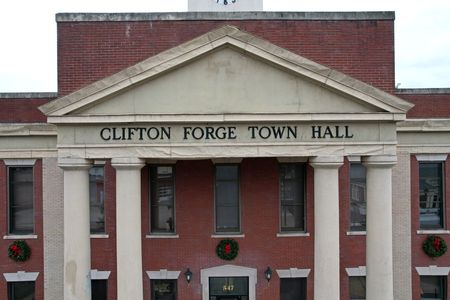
left=40, top=25, right=413, bottom=120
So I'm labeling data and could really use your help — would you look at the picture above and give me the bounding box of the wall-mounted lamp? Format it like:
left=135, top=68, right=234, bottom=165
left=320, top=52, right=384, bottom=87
left=185, top=268, right=193, bottom=283
left=264, top=267, right=272, bottom=282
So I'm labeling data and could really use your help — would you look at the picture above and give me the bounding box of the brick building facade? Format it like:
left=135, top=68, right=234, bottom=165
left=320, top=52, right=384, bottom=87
left=1, top=8, right=450, bottom=300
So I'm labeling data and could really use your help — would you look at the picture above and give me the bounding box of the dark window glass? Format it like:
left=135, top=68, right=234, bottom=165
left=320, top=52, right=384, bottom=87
left=280, top=278, right=306, bottom=300
left=151, top=166, right=175, bottom=233
left=421, top=276, right=447, bottom=300
left=280, top=164, right=305, bottom=232
left=90, top=166, right=105, bottom=233
left=349, top=276, right=366, bottom=300
left=151, top=279, right=177, bottom=300
left=350, top=163, right=367, bottom=231
left=215, top=165, right=240, bottom=233
left=209, top=277, right=249, bottom=298
left=92, top=279, right=107, bottom=300
left=7, top=281, right=35, bottom=300
left=419, top=162, right=444, bottom=229
left=8, top=166, right=34, bottom=234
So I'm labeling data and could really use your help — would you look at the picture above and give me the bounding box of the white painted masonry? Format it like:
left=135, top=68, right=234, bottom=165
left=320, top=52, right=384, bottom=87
left=112, top=158, right=145, bottom=300
left=363, top=155, right=396, bottom=300
left=59, top=158, right=92, bottom=300
left=309, top=156, right=343, bottom=300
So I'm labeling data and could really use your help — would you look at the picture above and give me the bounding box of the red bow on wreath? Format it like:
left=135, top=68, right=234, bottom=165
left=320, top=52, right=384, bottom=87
left=433, top=237, right=441, bottom=251
left=10, top=245, right=20, bottom=256
left=224, top=244, right=232, bottom=254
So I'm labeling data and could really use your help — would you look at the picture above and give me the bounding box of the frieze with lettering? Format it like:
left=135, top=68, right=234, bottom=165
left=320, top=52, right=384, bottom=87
left=58, top=122, right=396, bottom=145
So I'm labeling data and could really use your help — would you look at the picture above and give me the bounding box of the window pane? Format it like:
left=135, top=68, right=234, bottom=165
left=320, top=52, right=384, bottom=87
left=152, top=279, right=177, bottom=300
left=215, top=165, right=240, bottom=233
left=280, top=278, right=306, bottom=300
left=8, top=281, right=35, bottom=300
left=349, top=276, right=366, bottom=300
left=9, top=167, right=34, bottom=234
left=419, top=163, right=444, bottom=229
left=151, top=166, right=175, bottom=233
left=421, top=276, right=446, bottom=300
left=350, top=163, right=366, bottom=231
left=280, top=164, right=305, bottom=232
left=90, top=166, right=105, bottom=233
left=92, top=280, right=107, bottom=300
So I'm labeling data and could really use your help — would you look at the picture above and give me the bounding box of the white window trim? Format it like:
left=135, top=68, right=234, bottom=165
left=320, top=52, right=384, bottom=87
left=201, top=264, right=257, bottom=300
left=347, top=156, right=362, bottom=162
left=276, top=268, right=311, bottom=278
left=415, top=154, right=448, bottom=162
left=146, top=269, right=181, bottom=280
left=211, top=234, right=245, bottom=238
left=3, top=159, right=36, bottom=166
left=346, top=266, right=366, bottom=277
left=3, top=271, right=39, bottom=282
left=416, top=266, right=450, bottom=276
left=417, top=230, right=450, bottom=235
left=146, top=234, right=180, bottom=239
left=90, top=234, right=109, bottom=239
left=276, top=232, right=310, bottom=237
left=3, top=234, right=38, bottom=240
left=346, top=231, right=366, bottom=236
left=90, top=269, right=111, bottom=280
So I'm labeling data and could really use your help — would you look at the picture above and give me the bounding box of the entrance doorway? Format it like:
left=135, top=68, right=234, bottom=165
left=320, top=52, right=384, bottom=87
left=209, top=277, right=249, bottom=300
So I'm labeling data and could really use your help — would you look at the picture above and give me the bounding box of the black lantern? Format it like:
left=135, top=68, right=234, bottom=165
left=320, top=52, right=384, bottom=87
left=264, top=267, right=272, bottom=282
left=185, top=268, right=193, bottom=283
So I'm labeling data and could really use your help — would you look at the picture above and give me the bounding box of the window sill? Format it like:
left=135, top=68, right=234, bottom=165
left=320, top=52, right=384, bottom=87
left=146, top=234, right=179, bottom=239
left=3, top=235, right=38, bottom=240
left=347, top=231, right=366, bottom=236
left=417, top=230, right=450, bottom=235
left=277, top=232, right=310, bottom=237
left=90, top=234, right=109, bottom=239
left=211, top=234, right=245, bottom=238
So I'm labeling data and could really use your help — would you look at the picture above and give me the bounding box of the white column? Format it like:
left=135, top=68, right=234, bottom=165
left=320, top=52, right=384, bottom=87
left=309, top=156, right=343, bottom=300
left=112, top=157, right=145, bottom=300
left=59, top=158, right=92, bottom=300
left=363, top=155, right=396, bottom=300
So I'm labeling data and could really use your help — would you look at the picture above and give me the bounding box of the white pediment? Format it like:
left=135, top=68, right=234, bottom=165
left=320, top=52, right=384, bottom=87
left=40, top=25, right=413, bottom=121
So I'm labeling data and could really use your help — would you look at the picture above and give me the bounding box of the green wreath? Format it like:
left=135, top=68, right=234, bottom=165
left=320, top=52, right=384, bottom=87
left=422, top=235, right=447, bottom=259
left=216, top=239, right=239, bottom=261
left=8, top=240, right=31, bottom=262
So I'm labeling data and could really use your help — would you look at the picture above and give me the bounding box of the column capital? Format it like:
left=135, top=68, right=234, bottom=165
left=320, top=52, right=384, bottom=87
left=111, top=157, right=145, bottom=170
left=362, top=155, right=397, bottom=168
left=309, top=156, right=343, bottom=168
left=58, top=157, right=92, bottom=170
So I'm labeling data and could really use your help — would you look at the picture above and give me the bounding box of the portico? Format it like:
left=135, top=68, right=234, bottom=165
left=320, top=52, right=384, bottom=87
left=39, top=25, right=412, bottom=300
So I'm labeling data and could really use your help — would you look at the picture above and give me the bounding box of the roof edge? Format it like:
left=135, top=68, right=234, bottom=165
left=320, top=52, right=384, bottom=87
left=396, top=88, right=450, bottom=95
left=56, top=11, right=395, bottom=22
left=0, top=93, right=58, bottom=99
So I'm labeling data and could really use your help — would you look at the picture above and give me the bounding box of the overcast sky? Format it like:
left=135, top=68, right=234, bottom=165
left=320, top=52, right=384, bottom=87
left=1, top=0, right=449, bottom=92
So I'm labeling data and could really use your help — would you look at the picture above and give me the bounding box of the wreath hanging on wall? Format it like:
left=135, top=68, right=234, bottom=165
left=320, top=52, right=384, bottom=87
left=216, top=239, right=239, bottom=261
left=422, top=235, right=447, bottom=259
left=8, top=240, right=31, bottom=262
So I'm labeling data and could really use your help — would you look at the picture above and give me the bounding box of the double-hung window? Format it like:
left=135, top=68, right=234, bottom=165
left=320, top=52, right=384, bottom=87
left=8, top=166, right=34, bottom=235
left=349, top=163, right=367, bottom=232
left=150, top=166, right=175, bottom=233
left=151, top=279, right=177, bottom=300
left=7, top=281, right=35, bottom=300
left=280, top=278, right=307, bottom=300
left=89, top=165, right=105, bottom=234
left=279, top=164, right=305, bottom=232
left=215, top=165, right=240, bottom=233
left=420, top=276, right=447, bottom=300
left=419, top=161, right=445, bottom=229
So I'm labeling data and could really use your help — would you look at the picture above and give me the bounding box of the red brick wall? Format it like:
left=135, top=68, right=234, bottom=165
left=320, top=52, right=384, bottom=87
left=410, top=155, right=450, bottom=300
left=0, top=98, right=52, bottom=123
left=141, top=158, right=317, bottom=299
left=339, top=159, right=366, bottom=299
left=57, top=19, right=395, bottom=96
left=90, top=161, right=117, bottom=299
left=0, top=159, right=44, bottom=300
left=397, top=92, right=450, bottom=119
